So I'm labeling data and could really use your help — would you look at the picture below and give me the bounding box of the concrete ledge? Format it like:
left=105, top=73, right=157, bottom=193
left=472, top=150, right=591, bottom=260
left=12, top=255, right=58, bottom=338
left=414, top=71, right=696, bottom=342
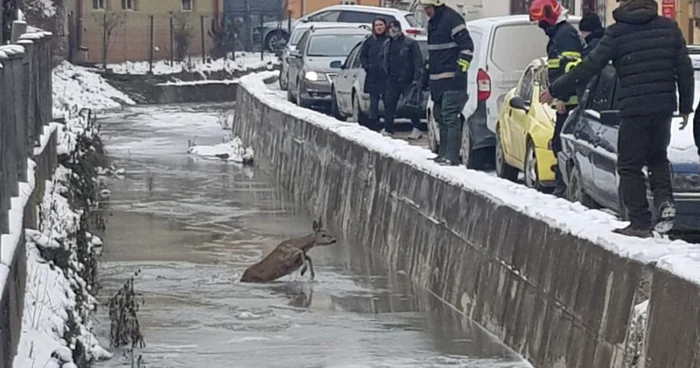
left=233, top=72, right=700, bottom=368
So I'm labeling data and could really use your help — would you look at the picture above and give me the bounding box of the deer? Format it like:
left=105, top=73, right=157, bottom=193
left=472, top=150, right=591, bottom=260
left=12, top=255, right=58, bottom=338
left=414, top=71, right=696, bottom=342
left=240, top=218, right=337, bottom=283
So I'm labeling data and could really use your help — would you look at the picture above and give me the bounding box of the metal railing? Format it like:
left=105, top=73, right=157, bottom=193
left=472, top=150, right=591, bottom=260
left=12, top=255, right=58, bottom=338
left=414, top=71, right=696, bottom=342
left=0, top=23, right=53, bottom=236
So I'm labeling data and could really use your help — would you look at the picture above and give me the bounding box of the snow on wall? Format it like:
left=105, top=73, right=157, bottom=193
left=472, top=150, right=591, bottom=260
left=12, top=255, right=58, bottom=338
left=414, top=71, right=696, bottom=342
left=106, top=52, right=279, bottom=76
left=239, top=71, right=700, bottom=286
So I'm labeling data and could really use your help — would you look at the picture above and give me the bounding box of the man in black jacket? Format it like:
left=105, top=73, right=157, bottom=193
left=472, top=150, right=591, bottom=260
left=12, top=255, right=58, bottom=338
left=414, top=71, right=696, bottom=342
left=360, top=18, right=389, bottom=130
left=421, top=0, right=474, bottom=166
left=541, top=0, right=695, bottom=238
left=381, top=20, right=424, bottom=138
left=579, top=12, right=604, bottom=55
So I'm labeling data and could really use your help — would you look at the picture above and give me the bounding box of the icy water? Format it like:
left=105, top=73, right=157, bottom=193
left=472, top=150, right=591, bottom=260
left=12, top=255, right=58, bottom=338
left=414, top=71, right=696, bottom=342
left=92, top=102, right=532, bottom=368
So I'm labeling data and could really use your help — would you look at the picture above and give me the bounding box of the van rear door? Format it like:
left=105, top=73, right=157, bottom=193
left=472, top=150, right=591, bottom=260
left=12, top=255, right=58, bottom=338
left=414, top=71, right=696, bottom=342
left=485, top=22, right=550, bottom=134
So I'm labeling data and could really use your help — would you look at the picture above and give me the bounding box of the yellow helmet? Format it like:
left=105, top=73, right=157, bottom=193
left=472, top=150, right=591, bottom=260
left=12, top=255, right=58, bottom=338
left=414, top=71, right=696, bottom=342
left=419, top=0, right=445, bottom=6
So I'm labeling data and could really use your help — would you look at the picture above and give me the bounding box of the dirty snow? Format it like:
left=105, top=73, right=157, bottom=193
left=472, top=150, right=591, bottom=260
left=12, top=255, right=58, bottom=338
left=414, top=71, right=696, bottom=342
left=52, top=61, right=136, bottom=117
left=241, top=71, right=700, bottom=285
left=106, top=52, right=279, bottom=76
left=187, top=134, right=254, bottom=163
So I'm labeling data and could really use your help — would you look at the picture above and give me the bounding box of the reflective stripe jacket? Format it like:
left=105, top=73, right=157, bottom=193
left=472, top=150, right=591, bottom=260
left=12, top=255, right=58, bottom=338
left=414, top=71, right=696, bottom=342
left=545, top=21, right=585, bottom=106
left=426, top=5, right=474, bottom=99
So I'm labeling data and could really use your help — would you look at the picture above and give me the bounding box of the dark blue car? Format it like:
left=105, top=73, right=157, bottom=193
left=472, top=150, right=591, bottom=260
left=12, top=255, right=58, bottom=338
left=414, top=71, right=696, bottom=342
left=558, top=64, right=700, bottom=233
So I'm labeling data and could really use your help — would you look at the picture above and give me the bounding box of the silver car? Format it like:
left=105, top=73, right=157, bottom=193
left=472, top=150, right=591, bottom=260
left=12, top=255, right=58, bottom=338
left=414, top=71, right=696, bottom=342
left=286, top=26, right=370, bottom=109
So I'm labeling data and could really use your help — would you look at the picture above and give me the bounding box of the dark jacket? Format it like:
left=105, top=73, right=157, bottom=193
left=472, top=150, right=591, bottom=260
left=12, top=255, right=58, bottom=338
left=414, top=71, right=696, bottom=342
left=545, top=20, right=585, bottom=106
left=582, top=28, right=604, bottom=56
left=360, top=33, right=389, bottom=94
left=426, top=5, right=473, bottom=99
left=382, top=34, right=423, bottom=85
left=550, top=0, right=694, bottom=118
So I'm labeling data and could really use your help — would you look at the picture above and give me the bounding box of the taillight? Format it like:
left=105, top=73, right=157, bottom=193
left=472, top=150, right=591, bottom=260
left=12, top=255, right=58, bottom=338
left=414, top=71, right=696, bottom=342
left=477, top=68, right=491, bottom=101
left=405, top=28, right=420, bottom=36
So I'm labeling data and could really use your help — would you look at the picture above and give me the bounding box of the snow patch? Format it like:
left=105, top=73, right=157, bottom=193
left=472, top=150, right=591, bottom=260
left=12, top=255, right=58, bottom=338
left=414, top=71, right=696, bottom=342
left=239, top=71, right=700, bottom=285
left=106, top=52, right=279, bottom=76
left=187, top=135, right=254, bottom=163
left=52, top=61, right=136, bottom=117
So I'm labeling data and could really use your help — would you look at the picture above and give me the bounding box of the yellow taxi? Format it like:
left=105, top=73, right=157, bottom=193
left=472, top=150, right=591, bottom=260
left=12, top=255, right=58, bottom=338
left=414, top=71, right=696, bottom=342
left=495, top=57, right=558, bottom=191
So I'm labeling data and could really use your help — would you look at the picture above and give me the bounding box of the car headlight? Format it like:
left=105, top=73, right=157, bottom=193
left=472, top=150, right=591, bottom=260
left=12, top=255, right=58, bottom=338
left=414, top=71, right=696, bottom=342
left=304, top=71, right=323, bottom=81
left=672, top=172, right=700, bottom=192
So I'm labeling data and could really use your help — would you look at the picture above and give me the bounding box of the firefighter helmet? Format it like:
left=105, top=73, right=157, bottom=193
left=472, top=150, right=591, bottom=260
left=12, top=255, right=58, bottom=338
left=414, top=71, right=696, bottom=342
left=529, top=0, right=562, bottom=26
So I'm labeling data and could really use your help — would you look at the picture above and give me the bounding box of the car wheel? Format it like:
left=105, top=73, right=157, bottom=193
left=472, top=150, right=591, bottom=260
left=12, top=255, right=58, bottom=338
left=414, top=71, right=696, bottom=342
left=524, top=141, right=543, bottom=190
left=352, top=92, right=369, bottom=126
left=427, top=108, right=439, bottom=154
left=495, top=126, right=519, bottom=181
left=266, top=30, right=288, bottom=53
left=460, top=119, right=489, bottom=170
left=567, top=165, right=599, bottom=209
left=296, top=80, right=309, bottom=108
left=331, top=88, right=345, bottom=121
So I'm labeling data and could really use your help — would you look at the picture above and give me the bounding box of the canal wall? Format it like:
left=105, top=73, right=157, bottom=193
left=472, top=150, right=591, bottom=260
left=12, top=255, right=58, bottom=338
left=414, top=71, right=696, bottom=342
left=233, top=72, right=700, bottom=368
left=0, top=28, right=61, bottom=366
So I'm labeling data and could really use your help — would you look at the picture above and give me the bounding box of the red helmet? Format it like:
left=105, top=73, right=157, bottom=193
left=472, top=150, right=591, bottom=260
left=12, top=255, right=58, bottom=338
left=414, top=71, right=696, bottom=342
left=529, top=0, right=562, bottom=26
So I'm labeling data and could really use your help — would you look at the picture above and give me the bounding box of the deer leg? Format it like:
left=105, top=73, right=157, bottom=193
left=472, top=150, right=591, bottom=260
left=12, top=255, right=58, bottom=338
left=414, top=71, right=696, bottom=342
left=299, top=251, right=308, bottom=276
left=304, top=254, right=315, bottom=280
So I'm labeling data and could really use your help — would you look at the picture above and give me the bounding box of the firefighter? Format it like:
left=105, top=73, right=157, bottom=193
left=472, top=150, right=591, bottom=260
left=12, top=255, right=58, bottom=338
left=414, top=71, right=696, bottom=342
left=421, top=0, right=474, bottom=166
left=530, top=0, right=585, bottom=197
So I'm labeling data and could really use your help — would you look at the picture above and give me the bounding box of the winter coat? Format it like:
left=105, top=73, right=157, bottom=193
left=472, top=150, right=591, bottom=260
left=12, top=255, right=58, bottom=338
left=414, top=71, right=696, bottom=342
left=582, top=28, right=604, bottom=56
left=382, top=35, right=423, bottom=86
left=549, top=0, right=694, bottom=118
left=426, top=5, right=474, bottom=99
left=360, top=34, right=389, bottom=95
left=544, top=20, right=586, bottom=106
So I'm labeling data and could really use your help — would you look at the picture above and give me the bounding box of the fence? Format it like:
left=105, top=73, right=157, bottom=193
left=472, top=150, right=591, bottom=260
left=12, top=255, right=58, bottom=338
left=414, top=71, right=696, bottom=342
left=0, top=26, right=53, bottom=237
left=82, top=10, right=291, bottom=66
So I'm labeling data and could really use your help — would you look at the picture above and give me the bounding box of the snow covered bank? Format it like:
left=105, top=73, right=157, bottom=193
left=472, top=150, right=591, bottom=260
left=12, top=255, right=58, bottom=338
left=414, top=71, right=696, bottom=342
left=187, top=135, right=254, bottom=163
left=12, top=110, right=112, bottom=367
left=52, top=61, right=136, bottom=116
left=106, top=53, right=279, bottom=76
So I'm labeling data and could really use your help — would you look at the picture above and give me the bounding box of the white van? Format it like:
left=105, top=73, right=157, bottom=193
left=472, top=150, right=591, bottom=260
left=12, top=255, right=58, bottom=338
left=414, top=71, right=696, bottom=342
left=426, top=14, right=581, bottom=170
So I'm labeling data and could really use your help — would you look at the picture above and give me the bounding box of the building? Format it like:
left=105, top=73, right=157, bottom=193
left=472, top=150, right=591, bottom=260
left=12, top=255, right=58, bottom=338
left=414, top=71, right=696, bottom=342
left=76, top=0, right=224, bottom=64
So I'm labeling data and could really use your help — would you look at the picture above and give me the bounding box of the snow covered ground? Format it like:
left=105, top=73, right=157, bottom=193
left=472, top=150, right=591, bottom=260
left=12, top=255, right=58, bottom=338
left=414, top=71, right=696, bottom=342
left=240, top=71, right=700, bottom=286
left=106, top=52, right=279, bottom=76
left=52, top=61, right=136, bottom=117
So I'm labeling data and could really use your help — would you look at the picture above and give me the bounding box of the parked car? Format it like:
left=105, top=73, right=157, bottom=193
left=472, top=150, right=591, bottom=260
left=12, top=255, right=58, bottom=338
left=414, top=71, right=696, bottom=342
left=495, top=57, right=557, bottom=190
left=330, top=35, right=429, bottom=124
left=279, top=22, right=368, bottom=90
left=426, top=14, right=580, bottom=170
left=287, top=26, right=370, bottom=108
left=558, top=63, right=700, bottom=232
left=257, top=5, right=424, bottom=52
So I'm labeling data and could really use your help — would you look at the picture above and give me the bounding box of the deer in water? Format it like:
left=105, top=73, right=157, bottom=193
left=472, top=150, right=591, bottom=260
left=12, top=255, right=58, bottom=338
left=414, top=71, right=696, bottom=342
left=240, top=218, right=337, bottom=283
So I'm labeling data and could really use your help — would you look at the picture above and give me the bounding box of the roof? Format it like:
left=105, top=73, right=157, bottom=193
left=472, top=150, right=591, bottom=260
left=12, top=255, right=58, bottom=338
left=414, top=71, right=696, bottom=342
left=294, top=22, right=366, bottom=31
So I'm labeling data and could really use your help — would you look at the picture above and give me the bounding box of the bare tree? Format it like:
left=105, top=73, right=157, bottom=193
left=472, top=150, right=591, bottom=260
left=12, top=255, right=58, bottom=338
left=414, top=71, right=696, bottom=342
left=93, top=11, right=125, bottom=68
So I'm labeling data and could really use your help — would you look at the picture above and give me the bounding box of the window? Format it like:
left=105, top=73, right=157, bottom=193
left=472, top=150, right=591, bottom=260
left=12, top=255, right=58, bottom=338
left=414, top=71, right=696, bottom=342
left=92, top=0, right=105, bottom=9
left=587, top=65, right=617, bottom=112
left=350, top=43, right=363, bottom=68
left=121, top=0, right=134, bottom=10
left=405, top=14, right=421, bottom=28
left=338, top=11, right=393, bottom=24
left=307, top=11, right=341, bottom=22
left=306, top=34, right=366, bottom=57
left=182, top=0, right=193, bottom=11
left=517, top=66, right=534, bottom=102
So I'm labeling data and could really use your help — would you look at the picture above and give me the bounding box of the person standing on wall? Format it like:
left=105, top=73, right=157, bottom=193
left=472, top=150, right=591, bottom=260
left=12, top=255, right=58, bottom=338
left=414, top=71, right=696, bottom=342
left=540, top=0, right=694, bottom=238
left=579, top=12, right=604, bottom=55
left=360, top=17, right=389, bottom=130
left=421, top=0, right=474, bottom=166
left=381, top=20, right=424, bottom=139
left=530, top=0, right=585, bottom=198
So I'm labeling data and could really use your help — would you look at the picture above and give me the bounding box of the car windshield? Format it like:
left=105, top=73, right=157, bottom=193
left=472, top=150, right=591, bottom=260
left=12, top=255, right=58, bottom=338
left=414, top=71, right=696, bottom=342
left=306, top=34, right=366, bottom=57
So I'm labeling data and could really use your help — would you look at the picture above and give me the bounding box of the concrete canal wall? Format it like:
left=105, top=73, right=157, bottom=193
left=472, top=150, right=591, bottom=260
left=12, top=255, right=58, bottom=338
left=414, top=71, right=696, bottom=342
left=233, top=72, right=700, bottom=368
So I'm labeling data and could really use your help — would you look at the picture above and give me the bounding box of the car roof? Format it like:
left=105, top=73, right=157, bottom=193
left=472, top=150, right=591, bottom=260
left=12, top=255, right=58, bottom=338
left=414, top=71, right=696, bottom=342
left=294, top=21, right=363, bottom=30
left=467, top=14, right=582, bottom=30
left=316, top=4, right=411, bottom=16
left=308, top=26, right=371, bottom=36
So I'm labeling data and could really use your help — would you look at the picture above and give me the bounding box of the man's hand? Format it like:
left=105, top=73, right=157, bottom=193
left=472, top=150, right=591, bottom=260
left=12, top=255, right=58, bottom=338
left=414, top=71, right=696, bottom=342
left=540, top=88, right=554, bottom=104
left=555, top=100, right=567, bottom=114
left=680, top=114, right=689, bottom=130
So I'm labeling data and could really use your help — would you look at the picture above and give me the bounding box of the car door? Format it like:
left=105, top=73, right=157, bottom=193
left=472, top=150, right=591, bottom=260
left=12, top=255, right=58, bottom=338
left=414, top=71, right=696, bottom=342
left=335, top=43, right=361, bottom=114
left=288, top=31, right=309, bottom=95
left=586, top=66, right=619, bottom=208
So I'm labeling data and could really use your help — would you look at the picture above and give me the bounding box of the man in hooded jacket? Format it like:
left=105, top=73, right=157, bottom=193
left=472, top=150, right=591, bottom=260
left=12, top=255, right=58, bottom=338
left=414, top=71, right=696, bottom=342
left=541, top=0, right=695, bottom=238
left=579, top=12, right=604, bottom=55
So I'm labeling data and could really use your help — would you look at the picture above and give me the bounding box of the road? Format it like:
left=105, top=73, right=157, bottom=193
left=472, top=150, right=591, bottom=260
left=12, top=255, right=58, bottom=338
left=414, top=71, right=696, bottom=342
left=92, top=102, right=531, bottom=368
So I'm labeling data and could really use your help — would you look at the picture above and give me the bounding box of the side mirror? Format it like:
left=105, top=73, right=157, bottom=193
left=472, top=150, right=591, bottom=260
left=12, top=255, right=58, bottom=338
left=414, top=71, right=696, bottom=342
left=509, top=96, right=529, bottom=111
left=600, top=110, right=620, bottom=127
left=330, top=60, right=342, bottom=69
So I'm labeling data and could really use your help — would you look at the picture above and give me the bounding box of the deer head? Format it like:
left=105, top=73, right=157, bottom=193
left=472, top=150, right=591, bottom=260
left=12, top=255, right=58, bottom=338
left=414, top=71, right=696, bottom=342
left=312, top=217, right=336, bottom=246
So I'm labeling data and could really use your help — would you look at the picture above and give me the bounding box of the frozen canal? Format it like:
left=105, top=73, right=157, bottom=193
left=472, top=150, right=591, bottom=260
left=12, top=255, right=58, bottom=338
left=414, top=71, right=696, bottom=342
left=93, top=102, right=531, bottom=368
